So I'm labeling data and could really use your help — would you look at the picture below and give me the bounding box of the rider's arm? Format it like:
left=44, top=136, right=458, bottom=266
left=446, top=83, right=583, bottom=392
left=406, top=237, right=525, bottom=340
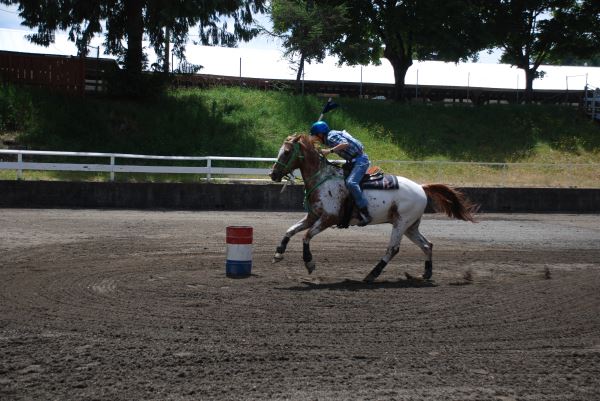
left=323, top=142, right=349, bottom=156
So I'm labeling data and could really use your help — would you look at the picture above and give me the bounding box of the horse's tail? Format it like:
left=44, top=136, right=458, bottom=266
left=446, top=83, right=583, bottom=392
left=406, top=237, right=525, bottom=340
left=422, top=184, right=479, bottom=222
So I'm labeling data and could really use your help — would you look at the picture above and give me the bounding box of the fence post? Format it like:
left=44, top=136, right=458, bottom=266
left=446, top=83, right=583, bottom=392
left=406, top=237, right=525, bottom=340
left=110, top=156, right=115, bottom=182
left=207, top=158, right=212, bottom=181
left=17, top=152, right=23, bottom=180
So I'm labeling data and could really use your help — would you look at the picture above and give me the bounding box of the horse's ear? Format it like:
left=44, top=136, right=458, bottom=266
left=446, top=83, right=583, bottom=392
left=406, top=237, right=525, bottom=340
left=291, top=134, right=302, bottom=143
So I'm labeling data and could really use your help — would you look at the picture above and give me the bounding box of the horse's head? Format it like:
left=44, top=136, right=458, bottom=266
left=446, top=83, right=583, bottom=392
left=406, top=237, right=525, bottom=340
left=270, top=135, right=307, bottom=182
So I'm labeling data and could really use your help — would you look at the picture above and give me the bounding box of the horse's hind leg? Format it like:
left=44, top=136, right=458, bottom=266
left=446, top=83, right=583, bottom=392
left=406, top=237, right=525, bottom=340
left=273, top=215, right=313, bottom=263
left=363, top=217, right=405, bottom=283
left=404, top=219, right=433, bottom=280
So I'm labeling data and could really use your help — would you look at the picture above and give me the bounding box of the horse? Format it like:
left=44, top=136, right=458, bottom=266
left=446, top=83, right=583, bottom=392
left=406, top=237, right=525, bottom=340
left=269, top=134, right=478, bottom=282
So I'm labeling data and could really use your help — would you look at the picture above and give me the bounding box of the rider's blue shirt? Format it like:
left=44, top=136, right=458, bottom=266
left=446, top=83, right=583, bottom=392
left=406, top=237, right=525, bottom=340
left=325, top=130, right=366, bottom=161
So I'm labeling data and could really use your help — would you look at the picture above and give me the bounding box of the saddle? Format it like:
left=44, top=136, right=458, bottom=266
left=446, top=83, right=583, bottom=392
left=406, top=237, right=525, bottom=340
left=341, top=163, right=400, bottom=190
left=336, top=163, right=400, bottom=228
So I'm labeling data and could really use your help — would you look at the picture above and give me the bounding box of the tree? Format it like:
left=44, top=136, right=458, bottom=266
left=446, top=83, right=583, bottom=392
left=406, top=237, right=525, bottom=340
left=324, top=0, right=489, bottom=101
left=1, top=0, right=266, bottom=74
left=268, top=0, right=348, bottom=93
left=546, top=0, right=600, bottom=66
left=487, top=0, right=599, bottom=102
left=546, top=53, right=600, bottom=67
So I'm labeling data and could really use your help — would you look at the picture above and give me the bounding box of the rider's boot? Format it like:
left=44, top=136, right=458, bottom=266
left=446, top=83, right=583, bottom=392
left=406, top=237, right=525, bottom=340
left=357, top=207, right=372, bottom=227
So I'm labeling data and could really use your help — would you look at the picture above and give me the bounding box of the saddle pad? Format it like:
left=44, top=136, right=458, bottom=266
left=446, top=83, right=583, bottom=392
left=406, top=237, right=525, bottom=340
left=360, top=174, right=399, bottom=190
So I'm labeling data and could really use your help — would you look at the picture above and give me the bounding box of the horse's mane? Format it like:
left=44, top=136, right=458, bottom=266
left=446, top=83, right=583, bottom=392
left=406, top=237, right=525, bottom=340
left=290, top=133, right=350, bottom=170
left=285, top=133, right=320, bottom=156
left=287, top=133, right=314, bottom=148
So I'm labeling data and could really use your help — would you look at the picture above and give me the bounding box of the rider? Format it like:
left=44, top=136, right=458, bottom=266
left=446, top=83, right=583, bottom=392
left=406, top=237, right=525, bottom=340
left=309, top=121, right=372, bottom=226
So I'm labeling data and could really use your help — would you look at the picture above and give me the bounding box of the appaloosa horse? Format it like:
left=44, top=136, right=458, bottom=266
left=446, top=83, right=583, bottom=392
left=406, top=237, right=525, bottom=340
left=269, top=134, right=478, bottom=282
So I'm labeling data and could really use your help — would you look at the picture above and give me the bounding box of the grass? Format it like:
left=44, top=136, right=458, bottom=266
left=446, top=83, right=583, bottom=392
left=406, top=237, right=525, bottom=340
left=1, top=84, right=599, bottom=186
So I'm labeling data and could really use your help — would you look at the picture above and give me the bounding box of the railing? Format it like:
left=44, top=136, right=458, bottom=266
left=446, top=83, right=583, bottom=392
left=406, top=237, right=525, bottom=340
left=1, top=149, right=599, bottom=188
left=0, top=149, right=277, bottom=182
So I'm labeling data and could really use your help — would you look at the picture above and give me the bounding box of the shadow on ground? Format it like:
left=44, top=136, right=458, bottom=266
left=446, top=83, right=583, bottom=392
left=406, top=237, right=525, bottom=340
left=282, top=277, right=438, bottom=292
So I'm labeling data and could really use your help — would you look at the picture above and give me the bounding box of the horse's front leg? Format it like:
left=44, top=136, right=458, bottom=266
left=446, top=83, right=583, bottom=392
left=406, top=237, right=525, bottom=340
left=273, top=215, right=314, bottom=263
left=302, top=216, right=331, bottom=274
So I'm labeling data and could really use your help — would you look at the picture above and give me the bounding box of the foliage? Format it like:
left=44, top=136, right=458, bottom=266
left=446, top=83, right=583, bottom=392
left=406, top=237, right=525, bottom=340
left=173, top=61, right=204, bottom=75
left=322, top=0, right=489, bottom=101
left=0, top=84, right=32, bottom=132
left=487, top=0, right=599, bottom=101
left=546, top=0, right=600, bottom=66
left=269, top=0, right=348, bottom=90
left=0, top=0, right=266, bottom=75
left=546, top=53, right=600, bottom=67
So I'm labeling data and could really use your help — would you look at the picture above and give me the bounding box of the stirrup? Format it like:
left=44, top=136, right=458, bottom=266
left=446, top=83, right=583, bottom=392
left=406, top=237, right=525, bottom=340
left=357, top=209, right=372, bottom=227
left=358, top=216, right=372, bottom=227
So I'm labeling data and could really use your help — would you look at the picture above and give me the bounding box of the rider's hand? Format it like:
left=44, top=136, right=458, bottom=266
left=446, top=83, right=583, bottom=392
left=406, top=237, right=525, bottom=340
left=322, top=148, right=332, bottom=156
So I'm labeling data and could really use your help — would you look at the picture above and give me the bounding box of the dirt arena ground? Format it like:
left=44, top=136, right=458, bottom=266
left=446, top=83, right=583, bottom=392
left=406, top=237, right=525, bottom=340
left=0, top=209, right=599, bottom=401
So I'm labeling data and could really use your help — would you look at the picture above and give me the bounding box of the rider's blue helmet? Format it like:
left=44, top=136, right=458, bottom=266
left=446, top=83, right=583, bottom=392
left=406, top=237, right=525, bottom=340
left=310, top=121, right=330, bottom=136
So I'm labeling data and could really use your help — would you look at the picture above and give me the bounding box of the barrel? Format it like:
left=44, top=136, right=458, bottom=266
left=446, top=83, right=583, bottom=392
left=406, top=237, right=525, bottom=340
left=225, top=226, right=253, bottom=277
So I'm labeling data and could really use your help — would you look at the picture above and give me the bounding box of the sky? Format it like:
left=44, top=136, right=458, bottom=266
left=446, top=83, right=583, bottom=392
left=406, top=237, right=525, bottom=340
left=1, top=4, right=598, bottom=91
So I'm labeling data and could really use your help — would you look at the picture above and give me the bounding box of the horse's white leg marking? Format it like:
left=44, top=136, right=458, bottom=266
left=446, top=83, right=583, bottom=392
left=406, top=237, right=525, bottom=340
left=302, top=216, right=329, bottom=274
left=364, top=215, right=407, bottom=282
left=273, top=215, right=312, bottom=263
left=405, top=219, right=434, bottom=279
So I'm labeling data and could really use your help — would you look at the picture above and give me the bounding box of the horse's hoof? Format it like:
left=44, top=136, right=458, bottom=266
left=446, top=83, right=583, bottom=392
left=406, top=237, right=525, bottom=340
left=305, top=260, right=316, bottom=274
left=422, top=271, right=432, bottom=280
left=272, top=253, right=284, bottom=263
left=363, top=274, right=375, bottom=283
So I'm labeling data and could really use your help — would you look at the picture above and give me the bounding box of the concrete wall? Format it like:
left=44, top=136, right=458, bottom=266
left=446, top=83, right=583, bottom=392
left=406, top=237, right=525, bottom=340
left=1, top=181, right=599, bottom=213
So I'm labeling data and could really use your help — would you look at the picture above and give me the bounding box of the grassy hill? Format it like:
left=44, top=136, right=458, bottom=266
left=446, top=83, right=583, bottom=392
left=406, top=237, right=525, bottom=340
left=1, top=84, right=599, bottom=185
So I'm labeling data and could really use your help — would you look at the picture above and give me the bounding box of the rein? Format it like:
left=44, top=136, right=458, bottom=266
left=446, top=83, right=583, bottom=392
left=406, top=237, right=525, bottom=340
left=302, top=155, right=344, bottom=215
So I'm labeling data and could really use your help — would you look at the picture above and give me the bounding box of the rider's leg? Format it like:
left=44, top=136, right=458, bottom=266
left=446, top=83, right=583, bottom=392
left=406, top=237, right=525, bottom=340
left=273, top=214, right=314, bottom=263
left=346, top=157, right=371, bottom=226
left=404, top=219, right=434, bottom=279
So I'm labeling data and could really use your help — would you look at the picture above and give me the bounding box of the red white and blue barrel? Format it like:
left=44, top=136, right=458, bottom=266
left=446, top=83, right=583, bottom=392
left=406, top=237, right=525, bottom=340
left=225, top=226, right=253, bottom=277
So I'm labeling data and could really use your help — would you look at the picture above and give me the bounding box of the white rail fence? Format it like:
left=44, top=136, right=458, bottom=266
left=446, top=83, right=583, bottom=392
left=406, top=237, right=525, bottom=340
left=0, top=149, right=276, bottom=182
left=1, top=149, right=599, bottom=187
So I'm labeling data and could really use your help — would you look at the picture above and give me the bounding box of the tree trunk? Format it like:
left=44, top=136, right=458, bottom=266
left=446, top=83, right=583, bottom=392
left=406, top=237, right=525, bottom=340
left=124, top=0, right=144, bottom=74
left=524, top=68, right=535, bottom=103
left=387, top=54, right=413, bottom=101
left=295, top=53, right=305, bottom=94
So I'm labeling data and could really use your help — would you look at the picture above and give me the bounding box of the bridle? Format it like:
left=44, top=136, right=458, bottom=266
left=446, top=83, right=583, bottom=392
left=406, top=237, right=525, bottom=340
left=273, top=140, right=304, bottom=179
